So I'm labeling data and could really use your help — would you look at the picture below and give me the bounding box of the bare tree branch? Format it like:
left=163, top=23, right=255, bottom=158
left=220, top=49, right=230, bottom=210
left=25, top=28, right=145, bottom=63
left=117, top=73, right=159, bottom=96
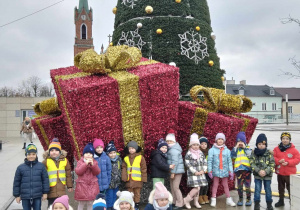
left=281, top=15, right=300, bottom=27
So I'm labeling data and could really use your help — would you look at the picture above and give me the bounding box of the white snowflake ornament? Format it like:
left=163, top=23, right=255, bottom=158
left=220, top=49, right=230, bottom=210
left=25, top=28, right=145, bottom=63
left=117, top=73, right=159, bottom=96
left=178, top=29, right=209, bottom=64
left=117, top=28, right=146, bottom=50
left=121, top=0, right=138, bottom=9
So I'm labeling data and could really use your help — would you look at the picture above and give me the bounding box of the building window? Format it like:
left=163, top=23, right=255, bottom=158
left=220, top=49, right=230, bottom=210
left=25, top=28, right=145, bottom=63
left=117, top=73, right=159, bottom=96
left=288, top=106, right=293, bottom=114
left=262, top=103, right=266, bottom=111
left=81, top=24, right=87, bottom=39
left=270, top=89, right=275, bottom=95
left=272, top=103, right=276, bottom=110
left=239, top=89, right=244, bottom=95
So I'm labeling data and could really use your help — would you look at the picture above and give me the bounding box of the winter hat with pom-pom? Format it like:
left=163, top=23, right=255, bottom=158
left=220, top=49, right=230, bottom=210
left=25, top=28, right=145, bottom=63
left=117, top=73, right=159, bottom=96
left=52, top=195, right=69, bottom=210
left=93, top=193, right=107, bottom=210
left=83, top=143, right=95, bottom=156
left=189, top=133, right=200, bottom=146
left=199, top=136, right=208, bottom=144
left=105, top=140, right=117, bottom=154
left=166, top=129, right=176, bottom=143
left=49, top=138, right=61, bottom=152
left=93, top=138, right=104, bottom=149
left=157, top=138, right=168, bottom=150
left=113, top=191, right=135, bottom=210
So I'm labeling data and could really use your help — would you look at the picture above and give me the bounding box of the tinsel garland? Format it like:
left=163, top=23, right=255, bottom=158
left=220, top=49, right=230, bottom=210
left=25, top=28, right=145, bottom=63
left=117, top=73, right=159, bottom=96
left=34, top=97, right=61, bottom=116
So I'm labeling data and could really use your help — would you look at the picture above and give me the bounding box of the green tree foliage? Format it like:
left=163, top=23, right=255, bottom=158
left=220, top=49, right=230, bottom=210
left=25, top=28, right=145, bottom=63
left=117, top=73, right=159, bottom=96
left=112, top=0, right=225, bottom=96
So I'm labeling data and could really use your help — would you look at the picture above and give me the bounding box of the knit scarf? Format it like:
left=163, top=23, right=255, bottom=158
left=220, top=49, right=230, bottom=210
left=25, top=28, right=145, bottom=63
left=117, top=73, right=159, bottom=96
left=189, top=148, right=201, bottom=160
left=213, top=143, right=224, bottom=169
left=254, top=148, right=267, bottom=156
left=278, top=142, right=291, bottom=152
left=153, top=200, right=169, bottom=210
left=111, top=155, right=119, bottom=162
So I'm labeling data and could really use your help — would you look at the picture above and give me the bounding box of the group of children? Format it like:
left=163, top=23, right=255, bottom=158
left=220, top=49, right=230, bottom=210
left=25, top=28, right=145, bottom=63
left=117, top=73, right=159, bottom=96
left=13, top=130, right=299, bottom=210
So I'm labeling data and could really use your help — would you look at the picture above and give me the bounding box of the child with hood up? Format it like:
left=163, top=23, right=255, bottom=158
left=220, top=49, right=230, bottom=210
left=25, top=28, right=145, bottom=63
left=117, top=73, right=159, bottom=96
left=207, top=133, right=236, bottom=207
left=145, top=182, right=173, bottom=210
left=42, top=138, right=73, bottom=207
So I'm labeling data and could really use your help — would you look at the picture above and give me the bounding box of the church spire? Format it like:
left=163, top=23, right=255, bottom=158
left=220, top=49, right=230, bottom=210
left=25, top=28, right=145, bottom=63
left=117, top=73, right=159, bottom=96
left=78, top=0, right=89, bottom=14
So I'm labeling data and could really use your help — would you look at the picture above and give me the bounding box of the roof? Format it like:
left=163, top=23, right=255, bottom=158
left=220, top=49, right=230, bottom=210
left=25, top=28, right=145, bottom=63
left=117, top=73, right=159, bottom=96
left=78, top=0, right=89, bottom=14
left=274, top=87, right=300, bottom=100
left=226, top=84, right=282, bottom=97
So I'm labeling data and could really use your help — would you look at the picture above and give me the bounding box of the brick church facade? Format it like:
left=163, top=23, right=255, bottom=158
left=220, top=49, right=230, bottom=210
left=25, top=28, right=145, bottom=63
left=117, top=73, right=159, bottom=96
left=74, top=0, right=94, bottom=56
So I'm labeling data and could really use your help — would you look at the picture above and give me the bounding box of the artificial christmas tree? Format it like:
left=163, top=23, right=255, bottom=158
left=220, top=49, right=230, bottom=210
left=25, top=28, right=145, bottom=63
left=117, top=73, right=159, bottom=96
left=112, top=0, right=225, bottom=96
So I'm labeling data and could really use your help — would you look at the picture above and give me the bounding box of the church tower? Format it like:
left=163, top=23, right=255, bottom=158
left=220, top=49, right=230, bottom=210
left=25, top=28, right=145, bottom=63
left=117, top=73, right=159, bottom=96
left=74, top=0, right=94, bottom=56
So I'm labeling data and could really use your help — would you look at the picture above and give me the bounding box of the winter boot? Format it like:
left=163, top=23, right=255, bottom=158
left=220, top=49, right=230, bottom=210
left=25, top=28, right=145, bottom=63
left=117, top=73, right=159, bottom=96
left=199, top=195, right=205, bottom=205
left=245, top=198, right=252, bottom=206
left=210, top=197, right=216, bottom=207
left=183, top=194, right=193, bottom=209
left=203, top=195, right=209, bottom=204
left=226, top=197, right=236, bottom=207
left=135, top=203, right=139, bottom=210
left=254, top=201, right=260, bottom=210
left=22, top=143, right=26, bottom=149
left=267, top=201, right=274, bottom=210
left=275, top=198, right=284, bottom=207
left=193, top=195, right=202, bottom=209
left=237, top=197, right=243, bottom=206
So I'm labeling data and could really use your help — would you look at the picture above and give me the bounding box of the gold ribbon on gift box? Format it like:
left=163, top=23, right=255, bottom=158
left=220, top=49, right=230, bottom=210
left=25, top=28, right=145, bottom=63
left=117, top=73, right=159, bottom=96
left=49, top=46, right=158, bottom=158
left=34, top=97, right=61, bottom=116
left=189, top=85, right=253, bottom=136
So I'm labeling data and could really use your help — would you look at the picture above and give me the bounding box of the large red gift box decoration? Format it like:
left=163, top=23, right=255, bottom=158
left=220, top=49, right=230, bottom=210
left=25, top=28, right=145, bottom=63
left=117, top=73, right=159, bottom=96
left=177, top=85, right=258, bottom=196
left=47, top=46, right=179, bottom=162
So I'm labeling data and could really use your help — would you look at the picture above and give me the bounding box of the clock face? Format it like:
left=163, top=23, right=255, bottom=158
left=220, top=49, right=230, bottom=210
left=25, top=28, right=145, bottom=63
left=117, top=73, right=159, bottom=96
left=81, top=15, right=86, bottom=20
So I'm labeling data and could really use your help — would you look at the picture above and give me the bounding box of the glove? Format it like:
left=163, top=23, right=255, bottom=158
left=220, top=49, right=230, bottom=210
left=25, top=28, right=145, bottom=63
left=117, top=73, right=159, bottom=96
left=229, top=172, right=234, bottom=181
left=208, top=172, right=213, bottom=179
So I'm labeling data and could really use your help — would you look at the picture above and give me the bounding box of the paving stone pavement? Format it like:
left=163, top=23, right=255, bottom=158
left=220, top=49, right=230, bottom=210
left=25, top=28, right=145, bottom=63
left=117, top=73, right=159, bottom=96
left=2, top=123, right=299, bottom=209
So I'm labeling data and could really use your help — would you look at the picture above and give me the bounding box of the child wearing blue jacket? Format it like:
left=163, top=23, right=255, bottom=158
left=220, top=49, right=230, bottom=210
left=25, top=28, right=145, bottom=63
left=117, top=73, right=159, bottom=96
left=207, top=133, right=236, bottom=207
left=93, top=138, right=112, bottom=194
left=13, top=144, right=49, bottom=210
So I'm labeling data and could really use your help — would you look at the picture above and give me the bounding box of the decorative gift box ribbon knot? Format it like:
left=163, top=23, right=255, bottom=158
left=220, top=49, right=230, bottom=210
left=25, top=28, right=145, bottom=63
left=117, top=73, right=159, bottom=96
left=190, top=85, right=252, bottom=113
left=34, top=97, right=61, bottom=116
left=74, top=45, right=142, bottom=74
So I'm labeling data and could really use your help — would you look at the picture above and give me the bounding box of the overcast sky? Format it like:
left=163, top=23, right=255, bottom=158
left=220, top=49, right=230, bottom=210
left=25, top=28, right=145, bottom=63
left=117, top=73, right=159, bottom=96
left=0, top=0, right=300, bottom=88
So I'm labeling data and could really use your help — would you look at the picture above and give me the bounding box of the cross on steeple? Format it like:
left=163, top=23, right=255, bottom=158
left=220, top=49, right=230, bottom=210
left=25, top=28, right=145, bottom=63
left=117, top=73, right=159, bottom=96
left=108, top=34, right=112, bottom=43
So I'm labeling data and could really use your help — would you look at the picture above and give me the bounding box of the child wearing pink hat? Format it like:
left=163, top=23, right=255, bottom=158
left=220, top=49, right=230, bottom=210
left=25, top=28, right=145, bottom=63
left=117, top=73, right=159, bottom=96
left=49, top=195, right=73, bottom=210
left=145, top=182, right=173, bottom=210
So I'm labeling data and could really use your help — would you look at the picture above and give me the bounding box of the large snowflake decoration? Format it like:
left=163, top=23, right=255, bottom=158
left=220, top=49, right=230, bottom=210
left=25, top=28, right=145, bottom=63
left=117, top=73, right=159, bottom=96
left=117, top=29, right=146, bottom=50
left=121, top=0, right=138, bottom=9
left=178, top=29, right=209, bottom=64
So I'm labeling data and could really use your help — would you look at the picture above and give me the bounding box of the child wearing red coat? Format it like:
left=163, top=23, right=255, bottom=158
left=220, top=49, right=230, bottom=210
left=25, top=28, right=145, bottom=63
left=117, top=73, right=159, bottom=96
left=273, top=132, right=300, bottom=207
left=75, top=143, right=101, bottom=210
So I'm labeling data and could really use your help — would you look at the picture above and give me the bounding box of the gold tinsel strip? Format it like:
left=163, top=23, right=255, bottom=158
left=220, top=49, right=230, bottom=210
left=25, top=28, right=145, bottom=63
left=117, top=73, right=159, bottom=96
left=39, top=97, right=61, bottom=116
left=34, top=103, right=43, bottom=116
left=109, top=71, right=144, bottom=150
left=190, top=107, right=209, bottom=136
left=35, top=115, right=52, bottom=146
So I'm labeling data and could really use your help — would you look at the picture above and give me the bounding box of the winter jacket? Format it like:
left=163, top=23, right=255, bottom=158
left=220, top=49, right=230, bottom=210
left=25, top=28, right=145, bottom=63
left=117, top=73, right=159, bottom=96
left=95, top=152, right=112, bottom=191
left=273, top=143, right=300, bottom=176
left=185, top=150, right=208, bottom=187
left=42, top=150, right=73, bottom=198
left=13, top=158, right=49, bottom=200
left=20, top=120, right=33, bottom=133
left=75, top=157, right=100, bottom=201
left=231, top=147, right=252, bottom=172
left=250, top=149, right=275, bottom=180
left=167, top=143, right=185, bottom=174
left=109, top=155, right=122, bottom=189
left=150, top=150, right=170, bottom=178
left=122, top=147, right=147, bottom=189
left=207, top=144, right=233, bottom=178
left=144, top=188, right=173, bottom=210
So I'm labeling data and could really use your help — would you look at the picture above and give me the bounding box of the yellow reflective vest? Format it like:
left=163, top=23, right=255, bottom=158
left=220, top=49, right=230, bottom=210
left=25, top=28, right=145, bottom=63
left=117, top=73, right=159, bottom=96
left=47, top=158, right=67, bottom=187
left=234, top=149, right=250, bottom=169
left=124, top=155, right=142, bottom=181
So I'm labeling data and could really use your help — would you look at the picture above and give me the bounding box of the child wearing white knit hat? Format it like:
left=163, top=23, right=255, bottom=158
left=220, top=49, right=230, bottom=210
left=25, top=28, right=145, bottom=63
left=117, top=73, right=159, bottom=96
left=113, top=191, right=135, bottom=210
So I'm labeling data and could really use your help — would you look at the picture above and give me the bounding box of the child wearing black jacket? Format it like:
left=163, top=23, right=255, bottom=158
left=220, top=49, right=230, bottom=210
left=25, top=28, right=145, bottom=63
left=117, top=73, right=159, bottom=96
left=150, top=138, right=175, bottom=188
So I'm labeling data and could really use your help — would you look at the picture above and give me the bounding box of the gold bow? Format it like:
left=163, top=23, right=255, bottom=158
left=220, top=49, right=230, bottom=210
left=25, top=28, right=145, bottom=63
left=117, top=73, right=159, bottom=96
left=34, top=97, right=61, bottom=116
left=74, top=45, right=142, bottom=74
left=190, top=85, right=252, bottom=113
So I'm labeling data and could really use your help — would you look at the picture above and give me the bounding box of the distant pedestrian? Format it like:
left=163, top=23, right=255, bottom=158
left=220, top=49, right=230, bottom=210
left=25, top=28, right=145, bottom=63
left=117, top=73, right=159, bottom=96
left=273, top=132, right=300, bottom=207
left=20, top=117, right=33, bottom=149
left=13, top=144, right=49, bottom=210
